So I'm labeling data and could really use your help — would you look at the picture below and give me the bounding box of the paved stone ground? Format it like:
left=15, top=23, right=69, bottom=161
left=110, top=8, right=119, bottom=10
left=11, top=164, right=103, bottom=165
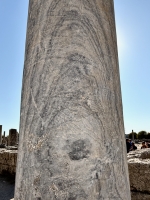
left=0, top=175, right=15, bottom=200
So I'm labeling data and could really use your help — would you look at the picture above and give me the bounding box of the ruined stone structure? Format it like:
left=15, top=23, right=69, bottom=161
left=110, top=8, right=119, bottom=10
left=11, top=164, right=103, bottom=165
left=2, top=131, right=6, bottom=144
left=1, top=148, right=150, bottom=199
left=8, top=129, right=18, bottom=146
left=0, top=125, right=2, bottom=144
left=15, top=0, right=131, bottom=199
left=0, top=148, right=17, bottom=175
left=0, top=129, right=7, bottom=146
left=128, top=149, right=150, bottom=200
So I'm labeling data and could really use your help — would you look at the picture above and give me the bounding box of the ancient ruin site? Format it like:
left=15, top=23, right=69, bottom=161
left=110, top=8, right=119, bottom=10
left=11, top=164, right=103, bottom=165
left=1, top=125, right=150, bottom=199
left=0, top=0, right=150, bottom=200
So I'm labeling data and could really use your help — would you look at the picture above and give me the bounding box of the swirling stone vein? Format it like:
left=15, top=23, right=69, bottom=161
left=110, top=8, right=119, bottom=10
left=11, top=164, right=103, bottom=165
left=15, top=0, right=131, bottom=199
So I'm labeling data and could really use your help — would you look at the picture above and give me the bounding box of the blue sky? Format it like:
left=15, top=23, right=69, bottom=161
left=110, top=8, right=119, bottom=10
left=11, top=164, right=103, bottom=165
left=114, top=0, right=150, bottom=134
left=0, top=0, right=149, bottom=135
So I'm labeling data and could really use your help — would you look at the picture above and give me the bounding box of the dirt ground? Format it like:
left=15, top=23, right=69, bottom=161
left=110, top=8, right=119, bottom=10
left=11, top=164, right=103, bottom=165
left=0, top=175, right=15, bottom=200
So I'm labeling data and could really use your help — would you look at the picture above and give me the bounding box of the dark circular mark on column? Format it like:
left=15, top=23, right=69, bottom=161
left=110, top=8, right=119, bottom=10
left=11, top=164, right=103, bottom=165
left=69, top=139, right=90, bottom=160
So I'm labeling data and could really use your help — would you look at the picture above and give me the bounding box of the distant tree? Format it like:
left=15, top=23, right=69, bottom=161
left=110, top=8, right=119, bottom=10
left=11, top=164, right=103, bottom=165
left=128, top=132, right=137, bottom=139
left=146, top=133, right=150, bottom=139
left=138, top=131, right=147, bottom=139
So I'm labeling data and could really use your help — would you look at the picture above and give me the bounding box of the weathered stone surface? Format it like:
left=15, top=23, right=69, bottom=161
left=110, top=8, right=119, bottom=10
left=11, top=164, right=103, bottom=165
left=15, top=0, right=130, bottom=199
left=131, top=192, right=150, bottom=200
left=0, top=149, right=17, bottom=175
left=128, top=149, right=150, bottom=198
left=0, top=125, right=2, bottom=144
left=127, top=148, right=150, bottom=160
left=8, top=129, right=18, bottom=146
left=6, top=146, right=18, bottom=150
left=2, top=131, right=6, bottom=144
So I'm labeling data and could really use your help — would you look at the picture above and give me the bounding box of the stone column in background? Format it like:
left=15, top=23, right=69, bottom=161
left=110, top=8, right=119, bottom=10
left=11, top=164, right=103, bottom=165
left=15, top=0, right=131, bottom=199
left=0, top=125, right=2, bottom=144
left=8, top=129, right=18, bottom=146
left=2, top=131, right=6, bottom=144
left=132, top=130, right=134, bottom=141
left=6, top=136, right=9, bottom=146
left=16, top=132, right=19, bottom=145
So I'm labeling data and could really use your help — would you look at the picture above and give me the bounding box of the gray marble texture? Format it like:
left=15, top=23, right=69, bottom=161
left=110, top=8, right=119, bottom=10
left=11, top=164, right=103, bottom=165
left=15, top=0, right=131, bottom=199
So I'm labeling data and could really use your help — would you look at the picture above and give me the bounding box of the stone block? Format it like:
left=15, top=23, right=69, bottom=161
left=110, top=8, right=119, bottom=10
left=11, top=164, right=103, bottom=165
left=0, top=149, right=17, bottom=175
left=131, top=192, right=150, bottom=200
left=128, top=149, right=150, bottom=198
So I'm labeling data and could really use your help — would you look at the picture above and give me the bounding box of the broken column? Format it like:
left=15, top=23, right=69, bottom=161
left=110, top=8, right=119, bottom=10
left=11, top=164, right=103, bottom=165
left=0, top=125, right=2, bottom=144
left=8, top=129, right=18, bottom=146
left=2, top=131, right=6, bottom=144
left=15, top=0, right=131, bottom=199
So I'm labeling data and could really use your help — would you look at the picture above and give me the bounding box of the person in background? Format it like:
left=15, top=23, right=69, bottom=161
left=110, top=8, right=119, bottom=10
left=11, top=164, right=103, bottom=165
left=126, top=139, right=131, bottom=153
left=129, top=139, right=132, bottom=147
left=141, top=141, right=147, bottom=149
left=130, top=142, right=137, bottom=151
left=146, top=142, right=150, bottom=148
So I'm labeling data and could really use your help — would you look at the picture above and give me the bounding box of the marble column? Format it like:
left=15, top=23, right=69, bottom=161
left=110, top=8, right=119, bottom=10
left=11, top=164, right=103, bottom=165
left=2, top=131, right=5, bottom=144
left=15, top=0, right=131, bottom=199
left=132, top=130, right=134, bottom=141
left=0, top=125, right=2, bottom=144
left=8, top=129, right=18, bottom=146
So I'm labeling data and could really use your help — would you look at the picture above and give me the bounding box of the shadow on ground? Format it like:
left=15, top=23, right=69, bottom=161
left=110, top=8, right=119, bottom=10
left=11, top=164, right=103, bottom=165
left=0, top=175, right=15, bottom=200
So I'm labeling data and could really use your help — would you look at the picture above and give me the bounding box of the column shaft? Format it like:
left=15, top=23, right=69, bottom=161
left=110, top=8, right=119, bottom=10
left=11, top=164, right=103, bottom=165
left=15, top=0, right=131, bottom=199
